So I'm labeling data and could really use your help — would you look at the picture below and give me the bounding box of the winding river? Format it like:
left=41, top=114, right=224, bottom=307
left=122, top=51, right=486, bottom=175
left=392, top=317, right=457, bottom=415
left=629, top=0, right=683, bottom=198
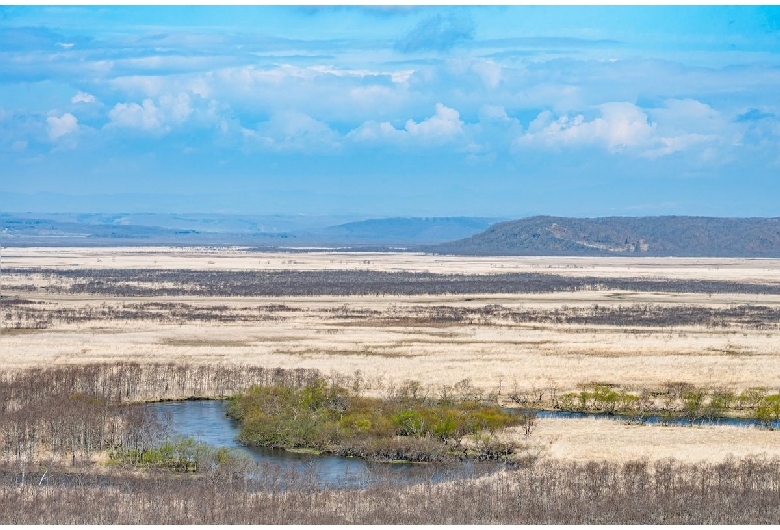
left=147, top=400, right=502, bottom=488
left=147, top=400, right=774, bottom=488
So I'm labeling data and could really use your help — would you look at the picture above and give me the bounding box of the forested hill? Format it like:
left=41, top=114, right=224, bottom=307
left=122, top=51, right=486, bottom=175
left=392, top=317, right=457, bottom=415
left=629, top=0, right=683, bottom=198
left=425, top=216, right=780, bottom=257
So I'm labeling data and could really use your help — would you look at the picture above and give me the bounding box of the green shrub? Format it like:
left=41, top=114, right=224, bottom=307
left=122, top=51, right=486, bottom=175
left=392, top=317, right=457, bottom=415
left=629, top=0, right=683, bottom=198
left=228, top=380, right=521, bottom=461
left=756, top=394, right=780, bottom=427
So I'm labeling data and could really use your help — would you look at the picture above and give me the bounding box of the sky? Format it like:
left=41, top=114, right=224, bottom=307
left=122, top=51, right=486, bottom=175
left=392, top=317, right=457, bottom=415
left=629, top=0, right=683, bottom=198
left=1, top=5, right=779, bottom=217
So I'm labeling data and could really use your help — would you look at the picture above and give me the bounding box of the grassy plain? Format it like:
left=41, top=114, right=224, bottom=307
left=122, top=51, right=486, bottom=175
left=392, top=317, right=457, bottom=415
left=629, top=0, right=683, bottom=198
left=3, top=246, right=780, bottom=463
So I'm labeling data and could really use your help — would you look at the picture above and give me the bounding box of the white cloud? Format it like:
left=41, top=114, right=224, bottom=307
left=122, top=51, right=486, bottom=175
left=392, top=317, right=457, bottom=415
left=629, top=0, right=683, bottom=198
left=71, top=91, right=96, bottom=104
left=159, top=93, right=192, bottom=125
left=516, top=102, right=655, bottom=153
left=469, top=105, right=524, bottom=156
left=241, top=110, right=340, bottom=152
left=348, top=85, right=397, bottom=108
left=405, top=103, right=464, bottom=140
left=108, top=99, right=164, bottom=132
left=470, top=60, right=503, bottom=89
left=106, top=93, right=194, bottom=133
left=644, top=99, right=727, bottom=155
left=514, top=99, right=739, bottom=161
left=109, top=76, right=168, bottom=98
left=47, top=112, right=79, bottom=140
left=642, top=133, right=711, bottom=159
left=348, top=103, right=465, bottom=146
left=478, top=105, right=513, bottom=123
left=648, top=99, right=724, bottom=135
left=597, top=102, right=657, bottom=150
left=108, top=98, right=163, bottom=131
left=516, top=84, right=584, bottom=114
left=347, top=120, right=406, bottom=143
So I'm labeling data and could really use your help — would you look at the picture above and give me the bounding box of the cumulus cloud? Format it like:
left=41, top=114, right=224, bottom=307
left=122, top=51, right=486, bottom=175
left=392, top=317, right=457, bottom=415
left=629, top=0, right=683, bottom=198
left=515, top=99, right=740, bottom=160
left=159, top=93, right=192, bottom=125
left=406, top=103, right=464, bottom=139
left=71, top=91, right=96, bottom=104
left=478, top=104, right=514, bottom=123
left=644, top=99, right=728, bottom=157
left=106, top=93, right=193, bottom=133
left=517, top=102, right=655, bottom=153
left=642, top=133, right=711, bottom=159
left=348, top=103, right=464, bottom=145
left=471, top=105, right=524, bottom=154
left=469, top=59, right=503, bottom=89
left=108, top=99, right=164, bottom=132
left=648, top=99, right=723, bottom=135
left=347, top=120, right=406, bottom=143
left=241, top=110, right=340, bottom=152
left=395, top=14, right=475, bottom=53
left=47, top=112, right=79, bottom=140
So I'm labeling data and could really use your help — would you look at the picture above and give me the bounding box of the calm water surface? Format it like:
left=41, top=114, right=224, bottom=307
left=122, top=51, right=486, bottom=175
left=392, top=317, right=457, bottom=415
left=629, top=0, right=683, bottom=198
left=147, top=401, right=769, bottom=488
left=147, top=400, right=501, bottom=489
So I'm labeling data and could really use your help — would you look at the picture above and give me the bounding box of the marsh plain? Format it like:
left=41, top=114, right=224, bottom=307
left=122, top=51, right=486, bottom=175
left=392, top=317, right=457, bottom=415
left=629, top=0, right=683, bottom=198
left=4, top=246, right=780, bottom=464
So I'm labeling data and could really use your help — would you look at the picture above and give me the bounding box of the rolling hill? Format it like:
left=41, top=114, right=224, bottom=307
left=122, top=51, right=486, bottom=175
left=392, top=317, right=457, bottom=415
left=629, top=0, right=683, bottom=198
left=425, top=216, right=780, bottom=257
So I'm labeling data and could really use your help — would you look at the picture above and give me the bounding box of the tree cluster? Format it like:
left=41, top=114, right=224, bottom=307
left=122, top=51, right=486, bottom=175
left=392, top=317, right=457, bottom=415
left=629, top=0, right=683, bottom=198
left=0, top=363, right=321, bottom=468
left=228, top=377, right=520, bottom=462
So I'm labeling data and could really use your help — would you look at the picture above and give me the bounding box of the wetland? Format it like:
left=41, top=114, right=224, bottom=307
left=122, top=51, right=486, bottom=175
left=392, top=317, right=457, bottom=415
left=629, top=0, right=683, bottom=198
left=4, top=248, right=780, bottom=522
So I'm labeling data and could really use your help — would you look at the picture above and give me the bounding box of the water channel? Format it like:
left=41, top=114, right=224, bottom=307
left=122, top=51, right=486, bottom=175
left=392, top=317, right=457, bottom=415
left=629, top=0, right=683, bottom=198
left=147, top=400, right=773, bottom=488
left=147, top=400, right=502, bottom=489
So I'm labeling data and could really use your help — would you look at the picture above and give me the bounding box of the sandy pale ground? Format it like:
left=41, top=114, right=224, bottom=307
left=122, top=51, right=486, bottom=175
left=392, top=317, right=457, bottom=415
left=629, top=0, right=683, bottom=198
left=517, top=417, right=780, bottom=464
left=3, top=247, right=780, bottom=463
left=4, top=246, right=780, bottom=283
left=3, top=294, right=779, bottom=392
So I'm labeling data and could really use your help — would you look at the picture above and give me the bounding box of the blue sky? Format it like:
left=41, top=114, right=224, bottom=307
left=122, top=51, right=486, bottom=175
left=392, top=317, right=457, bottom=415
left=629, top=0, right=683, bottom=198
left=1, top=5, right=779, bottom=217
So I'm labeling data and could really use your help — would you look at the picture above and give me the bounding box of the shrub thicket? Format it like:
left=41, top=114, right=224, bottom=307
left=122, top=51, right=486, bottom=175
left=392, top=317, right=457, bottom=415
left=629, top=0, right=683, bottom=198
left=227, top=378, right=521, bottom=462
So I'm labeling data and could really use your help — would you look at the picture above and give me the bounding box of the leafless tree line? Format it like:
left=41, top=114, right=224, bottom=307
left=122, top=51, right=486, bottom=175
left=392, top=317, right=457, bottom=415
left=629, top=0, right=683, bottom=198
left=3, top=456, right=780, bottom=523
left=6, top=297, right=780, bottom=332
left=0, top=364, right=321, bottom=466
left=337, top=303, right=780, bottom=330
left=7, top=267, right=780, bottom=296
left=2, top=300, right=300, bottom=329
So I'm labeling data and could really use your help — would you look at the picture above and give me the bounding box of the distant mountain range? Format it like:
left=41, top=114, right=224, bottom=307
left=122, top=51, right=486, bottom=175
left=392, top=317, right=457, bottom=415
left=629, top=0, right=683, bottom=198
left=309, top=217, right=500, bottom=245
left=0, top=213, right=501, bottom=247
left=4, top=213, right=780, bottom=257
left=425, top=216, right=780, bottom=257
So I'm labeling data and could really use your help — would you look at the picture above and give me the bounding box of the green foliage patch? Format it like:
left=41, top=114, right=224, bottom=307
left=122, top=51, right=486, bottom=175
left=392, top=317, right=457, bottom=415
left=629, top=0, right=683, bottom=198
left=226, top=378, right=521, bottom=461
left=109, top=435, right=252, bottom=473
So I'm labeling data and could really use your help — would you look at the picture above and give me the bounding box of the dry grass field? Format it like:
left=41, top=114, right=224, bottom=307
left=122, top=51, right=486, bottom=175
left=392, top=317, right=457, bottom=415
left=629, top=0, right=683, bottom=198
left=3, top=246, right=780, bottom=463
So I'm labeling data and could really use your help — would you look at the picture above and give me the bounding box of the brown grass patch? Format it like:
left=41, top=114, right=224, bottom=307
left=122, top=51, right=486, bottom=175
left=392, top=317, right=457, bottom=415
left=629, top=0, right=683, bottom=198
left=275, top=347, right=415, bottom=359
left=0, top=327, right=47, bottom=336
left=160, top=338, right=252, bottom=348
left=334, top=318, right=467, bottom=328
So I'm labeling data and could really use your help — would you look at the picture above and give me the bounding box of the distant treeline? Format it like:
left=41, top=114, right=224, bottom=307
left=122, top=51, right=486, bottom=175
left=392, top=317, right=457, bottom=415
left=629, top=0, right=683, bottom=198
left=343, top=303, right=780, bottom=330
left=7, top=300, right=780, bottom=331
left=7, top=268, right=780, bottom=296
left=3, top=457, right=780, bottom=523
